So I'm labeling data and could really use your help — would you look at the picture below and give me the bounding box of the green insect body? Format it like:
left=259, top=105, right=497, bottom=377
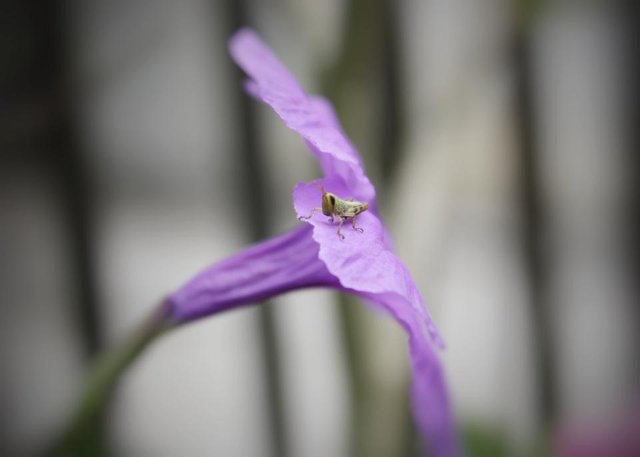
left=298, top=184, right=369, bottom=239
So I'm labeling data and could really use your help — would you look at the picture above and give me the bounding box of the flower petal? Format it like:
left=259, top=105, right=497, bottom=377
left=168, top=226, right=338, bottom=322
left=294, top=178, right=454, bottom=453
left=229, top=28, right=375, bottom=203
left=360, top=291, right=459, bottom=456
left=229, top=28, right=457, bottom=455
left=293, top=180, right=445, bottom=348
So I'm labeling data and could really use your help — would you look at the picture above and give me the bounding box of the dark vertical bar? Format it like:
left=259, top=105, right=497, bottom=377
left=0, top=3, right=105, bottom=453
left=3, top=2, right=103, bottom=361
left=512, top=10, right=556, bottom=428
left=618, top=0, right=640, bottom=387
left=378, top=3, right=419, bottom=455
left=43, top=1, right=103, bottom=362
left=324, top=0, right=414, bottom=455
left=221, top=3, right=287, bottom=457
left=322, top=0, right=382, bottom=454
left=41, top=1, right=107, bottom=454
left=379, top=0, right=405, bottom=189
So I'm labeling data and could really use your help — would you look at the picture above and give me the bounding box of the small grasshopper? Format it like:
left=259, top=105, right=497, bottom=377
left=298, top=184, right=369, bottom=239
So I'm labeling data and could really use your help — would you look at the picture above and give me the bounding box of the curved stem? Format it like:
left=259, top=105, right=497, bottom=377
left=50, top=300, right=175, bottom=455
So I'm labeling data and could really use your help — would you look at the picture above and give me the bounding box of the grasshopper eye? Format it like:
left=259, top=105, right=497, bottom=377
left=329, top=195, right=335, bottom=206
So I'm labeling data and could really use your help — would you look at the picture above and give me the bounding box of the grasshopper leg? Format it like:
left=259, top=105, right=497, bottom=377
left=351, top=215, right=364, bottom=233
left=337, top=216, right=345, bottom=240
left=298, top=207, right=322, bottom=221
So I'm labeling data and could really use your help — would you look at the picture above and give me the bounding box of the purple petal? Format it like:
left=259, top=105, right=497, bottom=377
left=361, top=291, right=459, bottom=457
left=229, top=28, right=375, bottom=204
left=293, top=176, right=458, bottom=450
left=294, top=179, right=456, bottom=454
left=293, top=179, right=445, bottom=348
left=229, top=28, right=457, bottom=455
left=168, top=226, right=338, bottom=322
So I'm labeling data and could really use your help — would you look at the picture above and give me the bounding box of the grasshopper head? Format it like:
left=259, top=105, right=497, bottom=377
left=315, top=183, right=335, bottom=216
left=322, top=192, right=336, bottom=216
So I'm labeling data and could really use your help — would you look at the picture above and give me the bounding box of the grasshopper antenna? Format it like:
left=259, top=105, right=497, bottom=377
left=313, top=182, right=326, bottom=195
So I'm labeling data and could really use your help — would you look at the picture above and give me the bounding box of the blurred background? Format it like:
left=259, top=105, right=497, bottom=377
left=1, top=1, right=638, bottom=456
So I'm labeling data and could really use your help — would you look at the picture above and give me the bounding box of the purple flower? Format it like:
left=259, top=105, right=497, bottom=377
left=168, top=28, right=458, bottom=456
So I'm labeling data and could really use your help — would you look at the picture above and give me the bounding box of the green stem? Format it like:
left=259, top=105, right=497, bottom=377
left=50, top=300, right=175, bottom=456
